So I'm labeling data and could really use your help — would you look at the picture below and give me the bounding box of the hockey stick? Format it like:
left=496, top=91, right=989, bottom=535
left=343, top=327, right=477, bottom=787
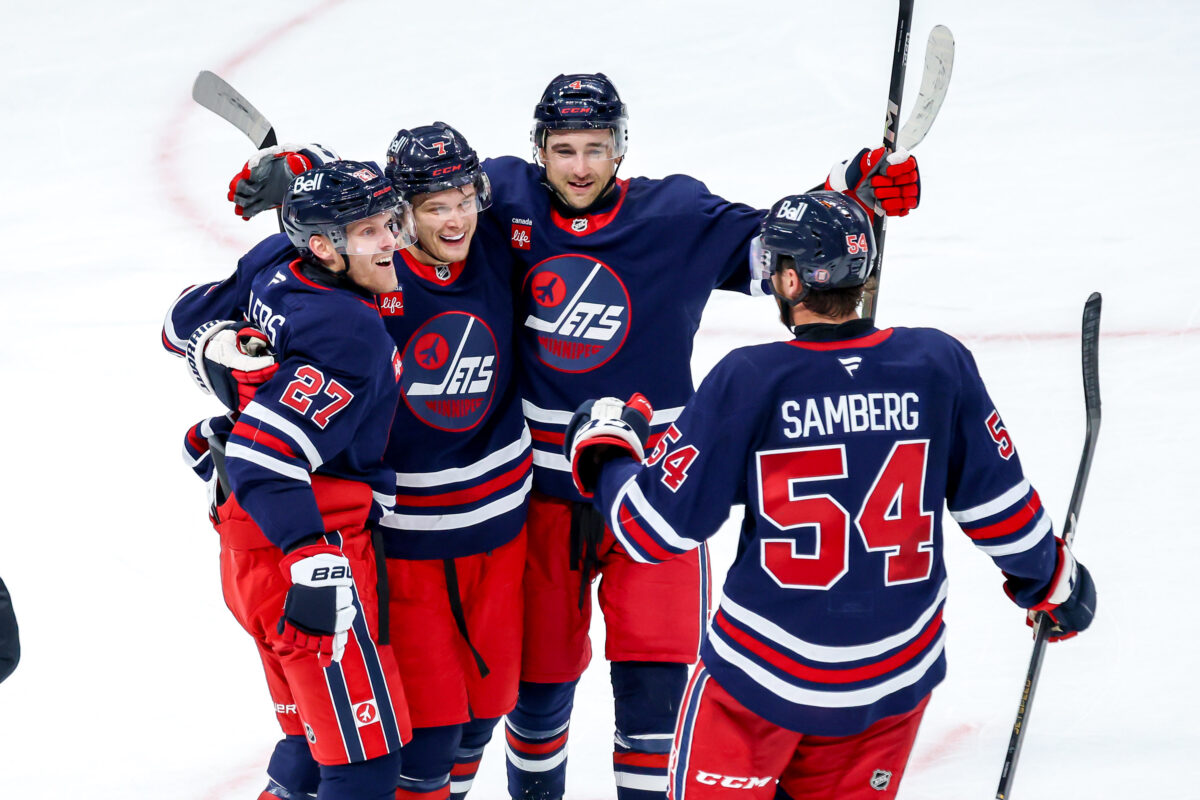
left=897, top=25, right=954, bottom=151
left=859, top=0, right=914, bottom=321
left=995, top=292, right=1103, bottom=800
left=191, top=70, right=284, bottom=231
left=191, top=70, right=277, bottom=149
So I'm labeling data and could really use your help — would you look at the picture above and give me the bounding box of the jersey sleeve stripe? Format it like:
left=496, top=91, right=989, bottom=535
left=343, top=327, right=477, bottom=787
left=529, top=426, right=565, bottom=446
left=532, top=449, right=571, bottom=472
left=241, top=401, right=324, bottom=468
left=622, top=479, right=695, bottom=552
left=230, top=421, right=299, bottom=461
left=960, top=491, right=1043, bottom=540
left=395, top=453, right=532, bottom=507
left=224, top=442, right=313, bottom=483
left=393, top=428, right=530, bottom=487
left=614, top=500, right=679, bottom=564
left=949, top=478, right=1031, bottom=523
left=712, top=608, right=943, bottom=685
left=974, top=514, right=1052, bottom=557
left=719, top=579, right=948, bottom=663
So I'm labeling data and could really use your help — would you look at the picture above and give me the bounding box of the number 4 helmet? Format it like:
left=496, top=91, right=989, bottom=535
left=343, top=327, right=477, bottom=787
left=751, top=191, right=877, bottom=292
left=385, top=122, right=492, bottom=211
left=531, top=73, right=628, bottom=162
left=281, top=160, right=415, bottom=255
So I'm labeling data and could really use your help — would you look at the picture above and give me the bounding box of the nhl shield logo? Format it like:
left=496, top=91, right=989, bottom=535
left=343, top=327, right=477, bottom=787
left=402, top=311, right=499, bottom=431
left=869, top=769, right=892, bottom=791
left=522, top=253, right=629, bottom=373
left=304, top=723, right=316, bottom=744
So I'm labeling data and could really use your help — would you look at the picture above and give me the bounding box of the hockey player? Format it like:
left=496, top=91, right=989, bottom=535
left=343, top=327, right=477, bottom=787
left=219, top=74, right=922, bottom=800
left=482, top=74, right=920, bottom=800
left=181, top=126, right=530, bottom=800
left=373, top=123, right=529, bottom=800
left=168, top=161, right=415, bottom=800
left=564, top=191, right=1098, bottom=800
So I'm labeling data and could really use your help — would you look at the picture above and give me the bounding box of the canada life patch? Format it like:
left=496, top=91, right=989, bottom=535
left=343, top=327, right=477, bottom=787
left=401, top=311, right=498, bottom=431
left=522, top=254, right=629, bottom=373
left=511, top=222, right=532, bottom=250
left=379, top=290, right=404, bottom=317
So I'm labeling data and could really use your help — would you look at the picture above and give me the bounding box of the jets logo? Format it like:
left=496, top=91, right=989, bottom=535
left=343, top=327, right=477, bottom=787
left=522, top=254, right=630, bottom=373
left=353, top=701, right=379, bottom=727
left=402, top=311, right=498, bottom=431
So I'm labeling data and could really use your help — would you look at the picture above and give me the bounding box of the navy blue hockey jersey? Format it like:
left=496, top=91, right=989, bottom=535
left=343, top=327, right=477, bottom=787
left=166, top=238, right=402, bottom=551
left=371, top=218, right=531, bottom=559
left=164, top=227, right=529, bottom=559
left=483, top=156, right=767, bottom=501
left=592, top=321, right=1060, bottom=737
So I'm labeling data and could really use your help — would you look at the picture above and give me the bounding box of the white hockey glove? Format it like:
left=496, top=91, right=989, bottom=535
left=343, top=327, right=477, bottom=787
left=228, top=143, right=340, bottom=220
left=186, top=321, right=278, bottom=412
left=564, top=393, right=654, bottom=498
left=277, top=543, right=357, bottom=666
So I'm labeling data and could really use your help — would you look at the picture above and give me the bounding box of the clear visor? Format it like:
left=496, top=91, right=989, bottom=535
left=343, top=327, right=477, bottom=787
left=533, top=125, right=628, bottom=165
left=325, top=202, right=416, bottom=256
left=748, top=234, right=778, bottom=282
left=411, top=173, right=492, bottom=219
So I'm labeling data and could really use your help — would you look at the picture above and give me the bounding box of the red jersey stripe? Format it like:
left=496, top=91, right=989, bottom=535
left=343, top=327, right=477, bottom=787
left=962, top=491, right=1042, bottom=540
left=231, top=421, right=299, bottom=461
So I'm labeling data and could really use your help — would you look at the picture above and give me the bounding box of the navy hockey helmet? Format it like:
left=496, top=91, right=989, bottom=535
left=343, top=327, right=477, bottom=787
left=532, top=73, right=628, bottom=161
left=751, top=191, right=876, bottom=292
left=281, top=160, right=415, bottom=255
left=385, top=122, right=492, bottom=211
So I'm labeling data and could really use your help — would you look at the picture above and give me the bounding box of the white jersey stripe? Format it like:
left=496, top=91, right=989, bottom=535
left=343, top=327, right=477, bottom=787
left=162, top=285, right=203, bottom=352
left=950, top=478, right=1031, bottom=523
left=242, top=401, right=324, bottom=468
left=505, top=743, right=567, bottom=772
left=719, top=578, right=948, bottom=664
left=523, top=400, right=685, bottom=427
left=975, top=514, right=1052, bottom=557
left=378, top=476, right=531, bottom=531
left=394, top=427, right=531, bottom=488
left=532, top=448, right=571, bottom=472
left=615, top=772, right=668, bottom=791
left=624, top=479, right=696, bottom=552
left=224, top=443, right=312, bottom=484
left=708, top=626, right=946, bottom=708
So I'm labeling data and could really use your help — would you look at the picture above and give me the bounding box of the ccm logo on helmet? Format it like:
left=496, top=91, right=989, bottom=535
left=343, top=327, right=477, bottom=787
left=560, top=107, right=594, bottom=115
left=694, top=772, right=772, bottom=789
left=432, top=164, right=463, bottom=177
left=774, top=199, right=808, bottom=221
left=292, top=173, right=324, bottom=193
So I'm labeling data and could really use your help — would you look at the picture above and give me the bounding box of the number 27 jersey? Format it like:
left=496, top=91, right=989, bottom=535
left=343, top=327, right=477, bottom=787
left=593, top=323, right=1060, bottom=737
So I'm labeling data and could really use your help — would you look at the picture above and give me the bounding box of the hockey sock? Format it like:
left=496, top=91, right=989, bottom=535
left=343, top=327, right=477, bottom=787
left=505, top=680, right=578, bottom=800
left=611, top=662, right=689, bottom=800
left=396, top=724, right=462, bottom=800
left=261, top=734, right=320, bottom=799
left=450, top=716, right=499, bottom=799
left=317, top=750, right=402, bottom=800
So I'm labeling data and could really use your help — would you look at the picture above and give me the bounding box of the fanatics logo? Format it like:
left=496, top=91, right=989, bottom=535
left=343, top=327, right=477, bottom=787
left=379, top=291, right=404, bottom=317
left=838, top=356, right=863, bottom=377
left=511, top=222, right=532, bottom=250
left=870, top=769, right=892, bottom=791
left=354, top=700, right=379, bottom=727
left=571, top=218, right=588, bottom=233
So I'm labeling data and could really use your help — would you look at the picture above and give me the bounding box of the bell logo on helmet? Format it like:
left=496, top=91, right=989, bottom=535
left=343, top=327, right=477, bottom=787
left=775, top=199, right=808, bottom=221
left=292, top=172, right=324, bottom=193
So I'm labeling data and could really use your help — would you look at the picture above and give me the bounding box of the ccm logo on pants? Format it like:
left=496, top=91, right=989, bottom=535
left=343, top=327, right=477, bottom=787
left=694, top=772, right=771, bottom=789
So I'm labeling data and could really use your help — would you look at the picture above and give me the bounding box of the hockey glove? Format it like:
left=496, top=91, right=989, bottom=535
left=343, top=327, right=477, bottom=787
left=186, top=321, right=278, bottom=412
left=1007, top=538, right=1097, bottom=642
left=564, top=393, right=653, bottom=498
left=826, top=146, right=920, bottom=217
left=228, top=143, right=339, bottom=220
left=277, top=543, right=358, bottom=666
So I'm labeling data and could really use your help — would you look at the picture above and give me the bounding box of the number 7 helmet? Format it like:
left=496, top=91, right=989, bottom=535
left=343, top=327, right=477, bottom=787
left=750, top=191, right=877, bottom=291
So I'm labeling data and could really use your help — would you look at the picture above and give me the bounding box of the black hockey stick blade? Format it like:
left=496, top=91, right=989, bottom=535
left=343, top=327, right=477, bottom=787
left=995, top=292, right=1102, bottom=800
left=191, top=70, right=278, bottom=149
left=897, top=25, right=954, bottom=151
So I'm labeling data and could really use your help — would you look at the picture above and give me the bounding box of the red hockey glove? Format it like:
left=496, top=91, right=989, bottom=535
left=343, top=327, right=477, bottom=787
left=186, top=321, right=279, bottom=412
left=564, top=393, right=653, bottom=498
left=826, top=146, right=920, bottom=217
left=227, top=143, right=339, bottom=220
left=1006, top=538, right=1097, bottom=642
left=277, top=543, right=357, bottom=666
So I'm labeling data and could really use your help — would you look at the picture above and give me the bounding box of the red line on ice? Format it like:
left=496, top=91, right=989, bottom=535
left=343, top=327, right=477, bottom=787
left=154, top=0, right=350, bottom=251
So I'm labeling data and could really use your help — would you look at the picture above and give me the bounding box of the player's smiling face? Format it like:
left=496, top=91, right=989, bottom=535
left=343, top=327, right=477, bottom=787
left=541, top=129, right=620, bottom=210
left=410, top=185, right=478, bottom=265
left=341, top=212, right=400, bottom=294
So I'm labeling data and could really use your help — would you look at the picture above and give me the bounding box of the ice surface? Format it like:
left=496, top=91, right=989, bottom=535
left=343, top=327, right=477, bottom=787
left=1, top=1, right=1196, bottom=797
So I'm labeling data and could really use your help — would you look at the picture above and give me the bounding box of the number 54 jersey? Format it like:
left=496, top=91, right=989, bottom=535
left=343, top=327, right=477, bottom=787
left=592, top=322, right=1062, bottom=737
